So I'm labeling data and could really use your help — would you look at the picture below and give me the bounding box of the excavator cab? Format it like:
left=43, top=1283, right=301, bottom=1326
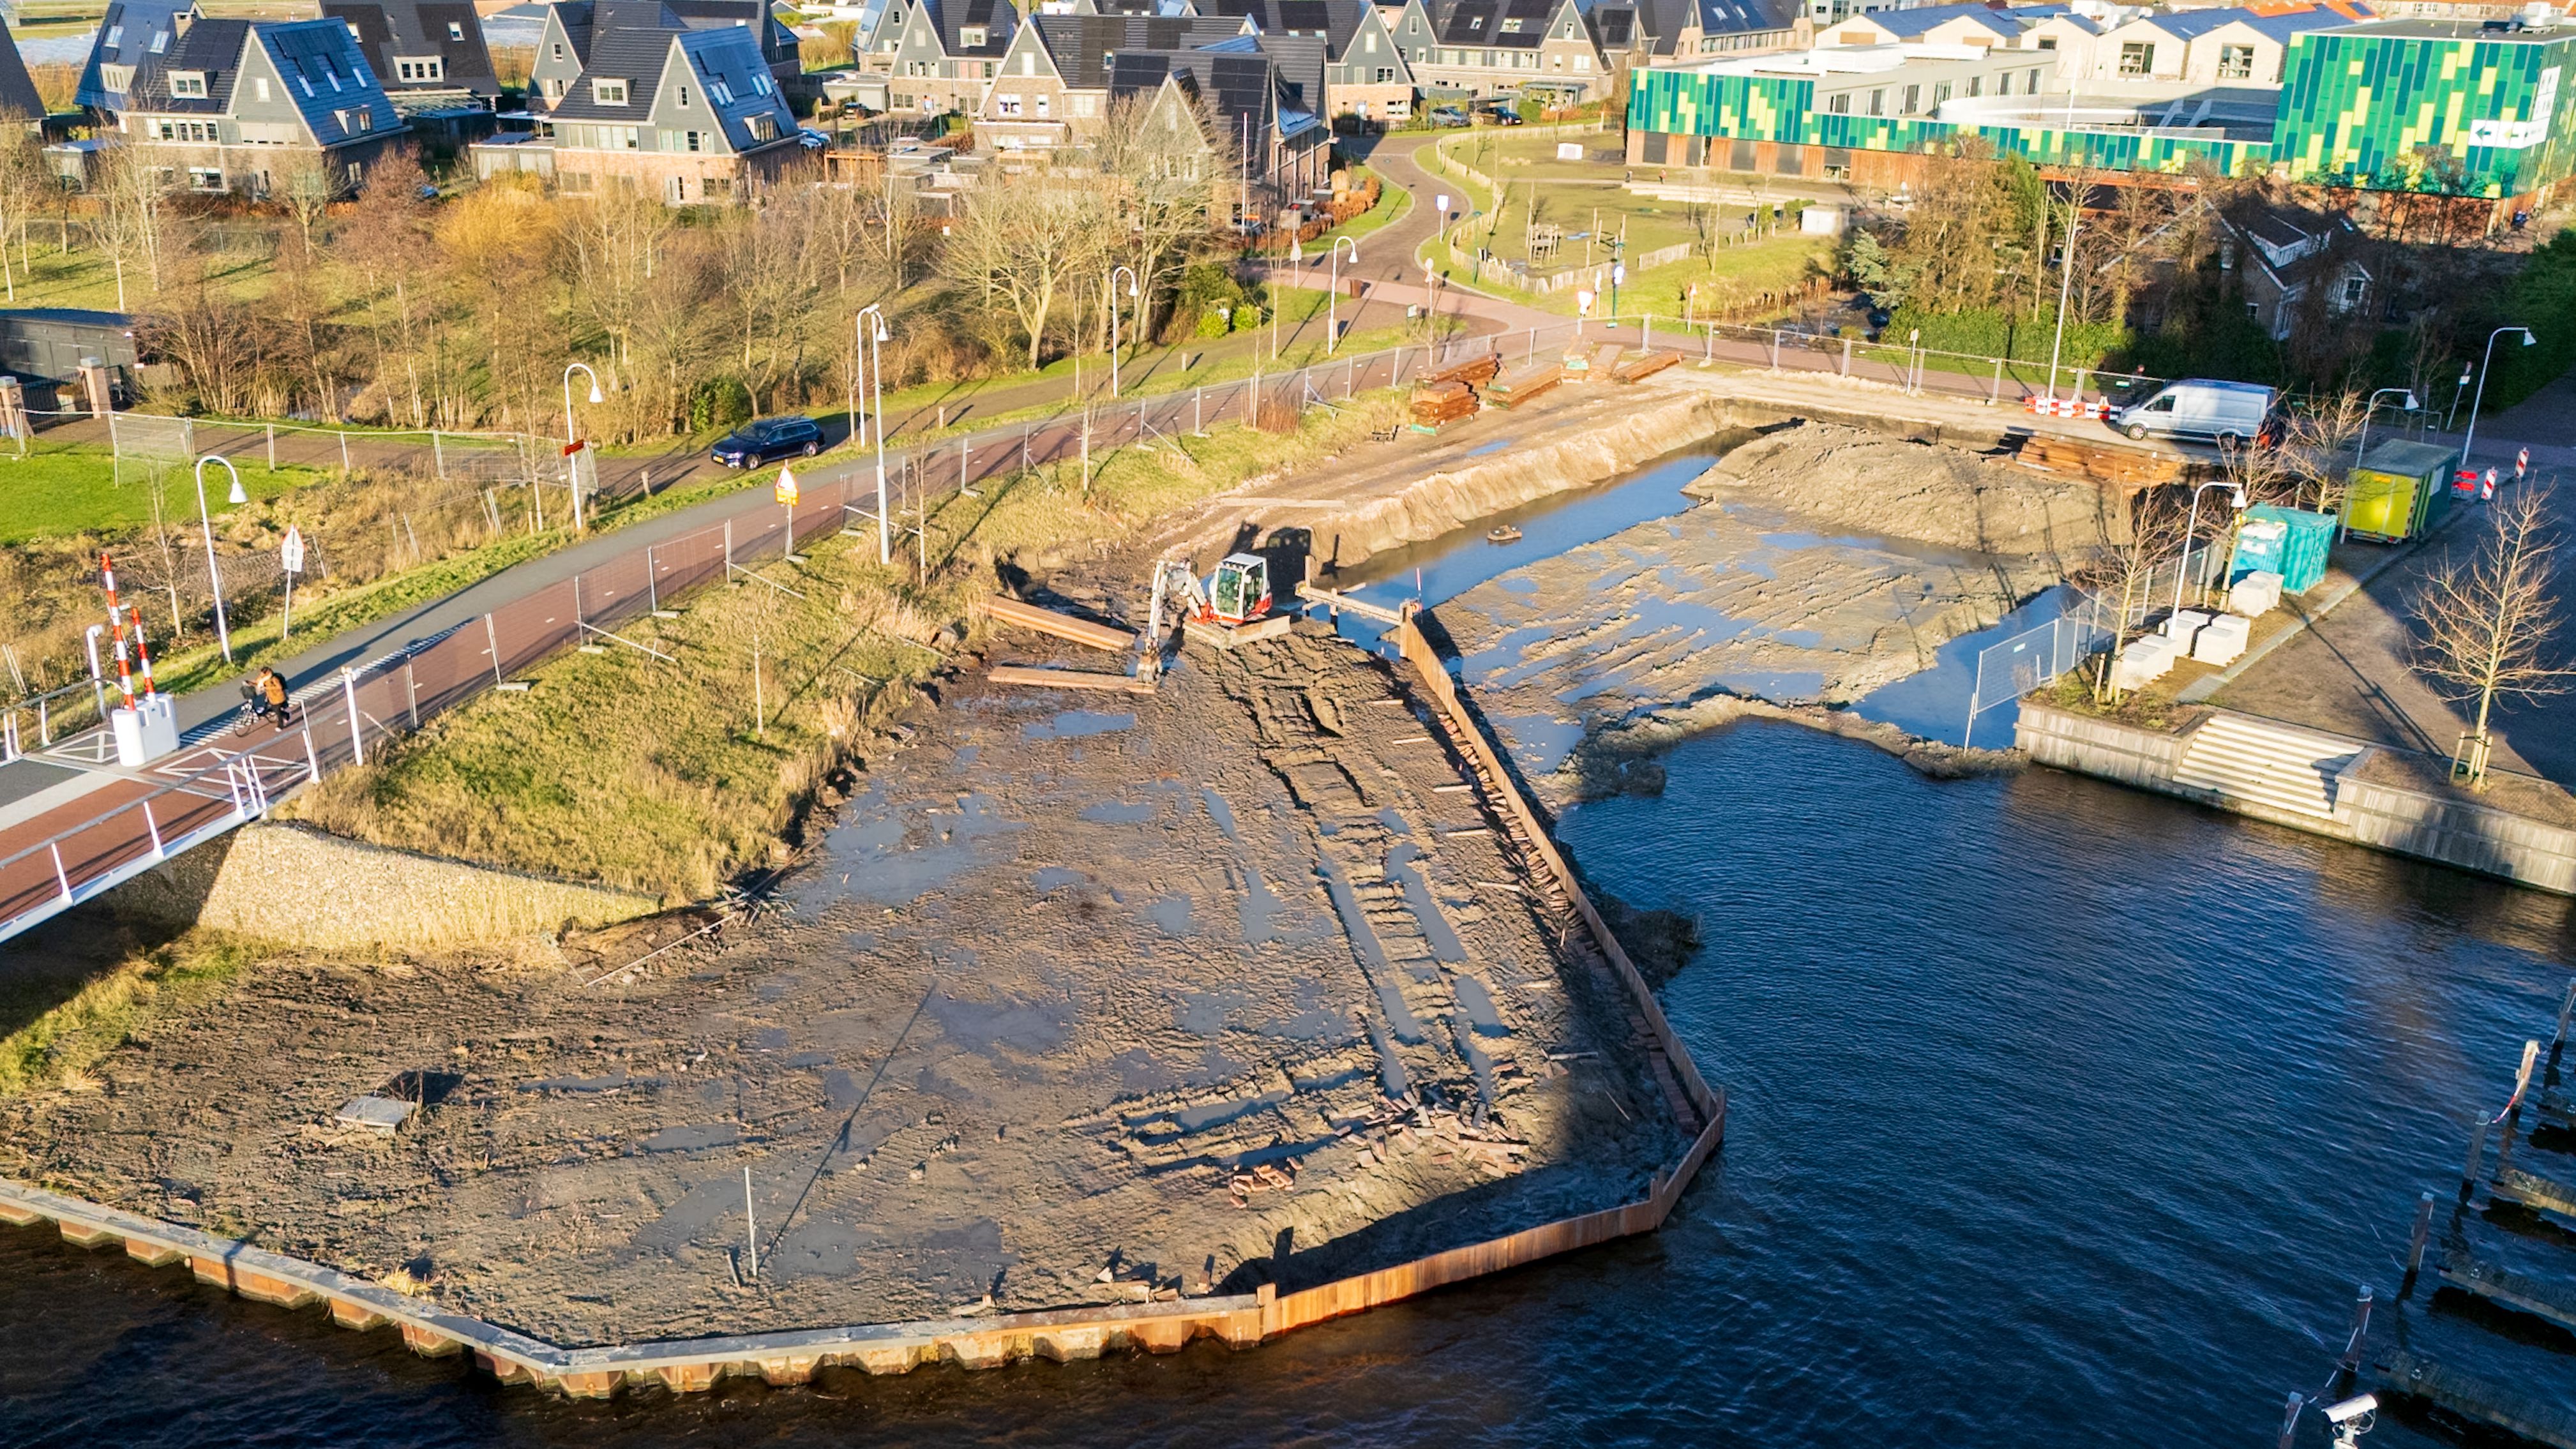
left=1205, top=553, right=1271, bottom=627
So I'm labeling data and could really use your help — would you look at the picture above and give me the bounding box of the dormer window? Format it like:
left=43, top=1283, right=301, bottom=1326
left=962, top=25, right=986, bottom=45
left=448, top=20, right=465, bottom=40
left=395, top=56, right=445, bottom=82
left=149, top=29, right=169, bottom=52
left=1500, top=17, right=1522, bottom=30
left=169, top=70, right=207, bottom=97
left=594, top=78, right=629, bottom=103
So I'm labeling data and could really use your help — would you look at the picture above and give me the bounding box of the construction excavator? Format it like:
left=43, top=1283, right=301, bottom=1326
left=1140, top=552, right=1290, bottom=680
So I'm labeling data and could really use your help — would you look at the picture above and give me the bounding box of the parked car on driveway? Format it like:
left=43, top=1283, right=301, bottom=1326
left=1427, top=105, right=1469, bottom=127
left=711, top=415, right=824, bottom=469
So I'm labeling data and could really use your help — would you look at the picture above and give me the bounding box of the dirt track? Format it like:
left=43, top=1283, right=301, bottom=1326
left=0, top=623, right=1678, bottom=1346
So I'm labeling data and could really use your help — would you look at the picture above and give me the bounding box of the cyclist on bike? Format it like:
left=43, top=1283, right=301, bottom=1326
left=255, top=666, right=292, bottom=729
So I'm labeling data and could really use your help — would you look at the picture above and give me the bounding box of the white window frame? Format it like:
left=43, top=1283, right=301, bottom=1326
left=594, top=77, right=630, bottom=104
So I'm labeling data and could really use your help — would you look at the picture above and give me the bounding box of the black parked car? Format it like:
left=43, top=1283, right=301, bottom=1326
left=711, top=415, right=824, bottom=469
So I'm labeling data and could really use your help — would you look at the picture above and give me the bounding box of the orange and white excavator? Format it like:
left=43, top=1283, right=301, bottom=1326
left=1141, top=553, right=1290, bottom=679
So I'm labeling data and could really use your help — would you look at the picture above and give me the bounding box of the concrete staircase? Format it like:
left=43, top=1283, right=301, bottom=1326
left=2173, top=712, right=2365, bottom=820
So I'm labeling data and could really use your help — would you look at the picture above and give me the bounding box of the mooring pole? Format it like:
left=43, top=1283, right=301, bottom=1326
left=2337, top=1286, right=2373, bottom=1374
left=2462, top=1116, right=2490, bottom=1201
left=2497, top=1100, right=2525, bottom=1179
left=2278, top=1393, right=2304, bottom=1449
left=2401, top=1190, right=2436, bottom=1292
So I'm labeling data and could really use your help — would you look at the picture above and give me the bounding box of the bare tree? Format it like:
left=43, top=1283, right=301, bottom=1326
left=91, top=136, right=175, bottom=310
left=269, top=146, right=337, bottom=261
left=941, top=163, right=1105, bottom=368
left=1090, top=92, right=1228, bottom=347
left=2411, top=481, right=2573, bottom=784
left=2279, top=390, right=2372, bottom=516
left=0, top=124, right=49, bottom=303
left=2088, top=485, right=2192, bottom=705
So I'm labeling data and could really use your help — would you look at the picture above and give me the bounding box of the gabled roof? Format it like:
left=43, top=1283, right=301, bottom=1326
left=1111, top=44, right=1299, bottom=142
left=322, top=0, right=501, bottom=96
left=1853, top=2, right=2017, bottom=40
left=77, top=0, right=197, bottom=110
left=0, top=20, right=46, bottom=116
left=125, top=18, right=401, bottom=144
left=1031, top=12, right=1251, bottom=84
left=919, top=0, right=1019, bottom=56
left=548, top=22, right=677, bottom=116
left=663, top=0, right=799, bottom=63
left=545, top=0, right=797, bottom=69
left=1198, top=0, right=1366, bottom=52
left=2115, top=5, right=2261, bottom=40
left=1427, top=0, right=1560, bottom=49
left=1251, top=29, right=1325, bottom=107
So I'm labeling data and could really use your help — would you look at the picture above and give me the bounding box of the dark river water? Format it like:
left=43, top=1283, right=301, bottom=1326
left=6, top=462, right=2575, bottom=1447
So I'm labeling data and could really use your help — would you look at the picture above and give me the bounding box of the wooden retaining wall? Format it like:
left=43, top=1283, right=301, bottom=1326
left=0, top=614, right=1727, bottom=1396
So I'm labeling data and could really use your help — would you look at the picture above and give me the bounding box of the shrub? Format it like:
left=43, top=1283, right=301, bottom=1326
left=1197, top=307, right=1232, bottom=338
left=688, top=375, right=753, bottom=432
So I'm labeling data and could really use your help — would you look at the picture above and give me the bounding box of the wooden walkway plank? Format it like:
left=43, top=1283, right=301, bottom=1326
left=2377, top=1348, right=2576, bottom=1449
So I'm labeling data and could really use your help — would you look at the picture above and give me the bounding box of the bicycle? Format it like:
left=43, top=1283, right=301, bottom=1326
left=231, top=682, right=291, bottom=736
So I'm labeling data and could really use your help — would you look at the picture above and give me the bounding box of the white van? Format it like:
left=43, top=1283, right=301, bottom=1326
left=2109, top=379, right=2276, bottom=445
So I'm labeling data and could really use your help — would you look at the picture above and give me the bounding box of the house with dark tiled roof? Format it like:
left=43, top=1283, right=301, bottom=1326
left=974, top=11, right=1247, bottom=147
left=0, top=20, right=46, bottom=121
left=1117, top=38, right=1332, bottom=208
left=858, top=0, right=1020, bottom=116
left=107, top=15, right=406, bottom=196
left=2220, top=200, right=2372, bottom=340
left=531, top=0, right=797, bottom=108
left=1615, top=0, right=1804, bottom=60
left=483, top=11, right=804, bottom=201
left=1201, top=0, right=1416, bottom=121
left=1386, top=0, right=1615, bottom=102
left=322, top=0, right=499, bottom=106
left=77, top=0, right=197, bottom=114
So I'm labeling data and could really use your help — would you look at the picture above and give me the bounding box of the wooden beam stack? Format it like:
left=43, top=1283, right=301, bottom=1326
left=1485, top=363, right=1562, bottom=410
left=1422, top=353, right=1502, bottom=389
left=2017, top=435, right=2191, bottom=488
left=1409, top=380, right=1479, bottom=432
left=1610, top=351, right=1678, bottom=384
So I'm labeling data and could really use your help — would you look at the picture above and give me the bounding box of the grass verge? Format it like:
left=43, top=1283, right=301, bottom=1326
left=0, top=932, right=255, bottom=1099
left=0, top=444, right=328, bottom=544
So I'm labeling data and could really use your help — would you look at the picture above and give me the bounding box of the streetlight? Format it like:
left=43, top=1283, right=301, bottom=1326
left=193, top=454, right=245, bottom=664
left=1108, top=264, right=1140, bottom=398
left=2044, top=212, right=2079, bottom=404
left=1325, top=235, right=1359, bottom=354
left=857, top=304, right=891, bottom=565
left=2460, top=326, right=2536, bottom=481
left=2173, top=479, right=2248, bottom=618
left=562, top=362, right=603, bottom=530
left=2345, top=386, right=2419, bottom=541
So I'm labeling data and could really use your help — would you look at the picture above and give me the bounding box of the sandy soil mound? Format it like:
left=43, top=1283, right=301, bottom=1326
left=1686, top=421, right=2117, bottom=557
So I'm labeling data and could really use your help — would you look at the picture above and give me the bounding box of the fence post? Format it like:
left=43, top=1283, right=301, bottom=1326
left=405, top=660, right=419, bottom=729
left=485, top=613, right=503, bottom=689
left=646, top=544, right=659, bottom=614
left=1839, top=336, right=1851, bottom=376
left=432, top=430, right=444, bottom=480
left=1768, top=330, right=1779, bottom=370
left=340, top=431, right=351, bottom=474
left=265, top=422, right=275, bottom=469
left=342, top=669, right=364, bottom=767
left=1990, top=357, right=2004, bottom=405
left=1643, top=316, right=1651, bottom=351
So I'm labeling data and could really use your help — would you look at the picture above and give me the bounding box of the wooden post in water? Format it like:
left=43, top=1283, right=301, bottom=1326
left=2277, top=1393, right=2304, bottom=1449
left=2463, top=1116, right=2491, bottom=1202
left=2550, top=979, right=2576, bottom=1073
left=2498, top=1100, right=2526, bottom=1179
left=2338, top=1285, right=2374, bottom=1375
left=2403, top=1191, right=2436, bottom=1293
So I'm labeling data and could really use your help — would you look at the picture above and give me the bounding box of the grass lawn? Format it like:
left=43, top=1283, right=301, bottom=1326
left=1314, top=165, right=1413, bottom=246
left=0, top=444, right=325, bottom=544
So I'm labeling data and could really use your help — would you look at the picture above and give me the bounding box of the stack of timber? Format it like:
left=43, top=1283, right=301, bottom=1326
left=1409, top=380, right=1479, bottom=432
left=1422, top=352, right=1502, bottom=389
left=1486, top=363, right=1562, bottom=410
left=1611, top=351, right=1679, bottom=384
left=977, top=594, right=1150, bottom=693
left=2017, top=435, right=2194, bottom=488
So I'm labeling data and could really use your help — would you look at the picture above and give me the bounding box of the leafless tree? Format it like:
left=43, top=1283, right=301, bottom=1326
left=2411, top=481, right=2574, bottom=785
left=0, top=124, right=49, bottom=302
left=2088, top=485, right=2192, bottom=704
left=942, top=163, right=1106, bottom=368
left=92, top=136, right=176, bottom=310
left=269, top=146, right=337, bottom=261
left=1090, top=91, right=1228, bottom=347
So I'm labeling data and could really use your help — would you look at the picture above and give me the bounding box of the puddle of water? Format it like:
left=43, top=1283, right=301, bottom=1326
left=1849, top=584, right=2086, bottom=747
left=1464, top=437, right=1513, bottom=457
left=1078, top=800, right=1157, bottom=823
left=1385, top=843, right=1466, bottom=963
left=1239, top=866, right=1289, bottom=943
left=1453, top=975, right=1509, bottom=1036
left=1023, top=709, right=1136, bottom=740
left=1147, top=894, right=1194, bottom=936
left=638, top=1124, right=740, bottom=1154
left=802, top=788, right=1030, bottom=909
left=1201, top=786, right=1240, bottom=841
left=1032, top=866, right=1088, bottom=893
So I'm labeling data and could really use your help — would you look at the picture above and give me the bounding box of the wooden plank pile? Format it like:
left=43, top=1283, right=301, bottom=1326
left=1409, top=379, right=1479, bottom=432
left=1611, top=351, right=1679, bottom=384
left=1485, top=363, right=1562, bottom=410
left=2017, top=435, right=2188, bottom=488
left=1422, top=352, right=1501, bottom=389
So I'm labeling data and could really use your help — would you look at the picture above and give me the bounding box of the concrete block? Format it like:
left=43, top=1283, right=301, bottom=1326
left=1034, top=1325, right=1108, bottom=1362
left=852, top=1343, right=924, bottom=1375
left=1133, top=1316, right=1198, bottom=1353
left=401, top=1322, right=465, bottom=1358
left=654, top=1362, right=719, bottom=1393
left=57, top=1220, right=119, bottom=1249
left=551, top=1370, right=624, bottom=1399
left=328, top=1296, right=391, bottom=1330
left=123, top=1236, right=186, bottom=1268
left=0, top=1201, right=41, bottom=1227
left=233, top=1268, right=321, bottom=1309
left=756, top=1355, right=819, bottom=1386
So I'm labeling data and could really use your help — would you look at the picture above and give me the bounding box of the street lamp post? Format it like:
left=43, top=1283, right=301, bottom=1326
left=2045, top=213, right=2080, bottom=404
left=2460, top=326, right=2537, bottom=480
left=1325, top=236, right=1359, bottom=354
left=1109, top=265, right=1140, bottom=398
left=2346, top=386, right=2419, bottom=541
left=2173, top=479, right=2249, bottom=618
left=192, top=454, right=246, bottom=664
left=857, top=304, right=891, bottom=564
left=561, top=362, right=603, bottom=530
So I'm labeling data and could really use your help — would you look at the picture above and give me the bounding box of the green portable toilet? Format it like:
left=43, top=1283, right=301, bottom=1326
left=2229, top=504, right=2336, bottom=594
left=2342, top=439, right=2458, bottom=543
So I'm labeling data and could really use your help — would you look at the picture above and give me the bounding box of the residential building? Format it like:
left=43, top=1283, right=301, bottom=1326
left=77, top=0, right=198, bottom=114
left=1383, top=0, right=1617, bottom=103
left=1813, top=2, right=2022, bottom=48
left=483, top=15, right=805, bottom=200
left=107, top=15, right=406, bottom=195
left=859, top=0, right=1020, bottom=116
left=0, top=20, right=46, bottom=119
left=974, top=12, right=1249, bottom=147
left=2219, top=202, right=2373, bottom=338
left=322, top=0, right=499, bottom=107
left=531, top=0, right=799, bottom=108
left=2083, top=6, right=2342, bottom=85
left=1116, top=41, right=1334, bottom=207
left=1623, top=0, right=1807, bottom=61
left=1200, top=0, right=1418, bottom=121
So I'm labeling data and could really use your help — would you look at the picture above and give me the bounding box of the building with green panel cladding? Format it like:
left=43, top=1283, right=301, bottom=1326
left=1625, top=19, right=2574, bottom=209
left=2271, top=21, right=2575, bottom=200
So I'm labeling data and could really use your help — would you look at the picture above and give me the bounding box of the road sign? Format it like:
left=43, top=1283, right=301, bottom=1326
left=1435, top=193, right=1449, bottom=214
left=774, top=468, right=801, bottom=507
left=279, top=525, right=306, bottom=574
left=562, top=439, right=585, bottom=456
left=1613, top=262, right=1627, bottom=285
left=1576, top=290, right=1594, bottom=316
